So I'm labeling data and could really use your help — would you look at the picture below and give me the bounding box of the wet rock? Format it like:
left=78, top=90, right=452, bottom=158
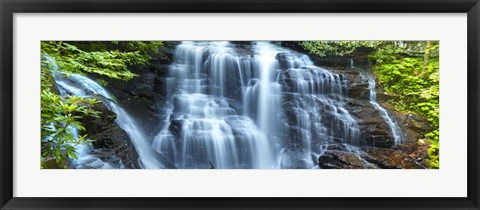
left=301, top=46, right=373, bottom=69
left=289, top=126, right=311, bottom=146
left=361, top=148, right=424, bottom=169
left=81, top=101, right=141, bottom=169
left=395, top=142, right=429, bottom=166
left=317, top=143, right=423, bottom=169
left=346, top=99, right=371, bottom=109
left=319, top=150, right=376, bottom=169
left=154, top=77, right=169, bottom=96
left=376, top=92, right=397, bottom=102
left=313, top=56, right=352, bottom=68
left=348, top=83, right=370, bottom=100
left=150, top=64, right=170, bottom=77
left=323, top=67, right=361, bottom=83
left=95, top=46, right=173, bottom=137
left=168, top=119, right=184, bottom=137
left=403, top=114, right=429, bottom=133
left=385, top=111, right=431, bottom=144
left=124, top=72, right=156, bottom=98
left=347, top=99, right=395, bottom=148
left=325, top=143, right=361, bottom=152
left=275, top=52, right=291, bottom=70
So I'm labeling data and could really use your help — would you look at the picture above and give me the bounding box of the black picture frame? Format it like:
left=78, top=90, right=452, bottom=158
left=1, top=0, right=479, bottom=209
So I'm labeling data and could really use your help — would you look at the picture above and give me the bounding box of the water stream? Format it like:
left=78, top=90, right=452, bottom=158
left=153, top=41, right=363, bottom=169
left=45, top=41, right=405, bottom=169
left=47, top=55, right=164, bottom=168
left=367, top=78, right=403, bottom=144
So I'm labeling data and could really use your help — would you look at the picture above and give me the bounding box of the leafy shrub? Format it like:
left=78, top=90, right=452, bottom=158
left=40, top=41, right=164, bottom=168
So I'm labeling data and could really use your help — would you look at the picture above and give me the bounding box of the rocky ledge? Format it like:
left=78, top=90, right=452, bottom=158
left=80, top=98, right=141, bottom=169
left=318, top=143, right=425, bottom=169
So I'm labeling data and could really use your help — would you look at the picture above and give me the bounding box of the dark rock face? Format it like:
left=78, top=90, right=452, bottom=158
left=307, top=47, right=373, bottom=69
left=309, top=66, right=397, bottom=148
left=168, top=119, right=184, bottom=137
left=276, top=52, right=296, bottom=70
left=100, top=44, right=176, bottom=138
left=317, top=144, right=424, bottom=169
left=274, top=48, right=406, bottom=150
left=397, top=113, right=431, bottom=144
left=348, top=83, right=370, bottom=100
left=344, top=97, right=395, bottom=148
left=307, top=58, right=431, bottom=168
left=124, top=72, right=157, bottom=99
left=81, top=101, right=141, bottom=169
left=350, top=104, right=395, bottom=148
left=395, top=141, right=429, bottom=163
left=362, top=148, right=424, bottom=169
left=319, top=150, right=376, bottom=169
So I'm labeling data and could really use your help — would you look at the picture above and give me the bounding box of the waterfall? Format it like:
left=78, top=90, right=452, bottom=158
left=57, top=74, right=164, bottom=168
left=367, top=78, right=403, bottom=144
left=275, top=51, right=360, bottom=168
left=153, top=42, right=275, bottom=169
left=255, top=42, right=283, bottom=135
left=43, top=41, right=407, bottom=169
left=45, top=55, right=164, bottom=168
left=55, top=80, right=116, bottom=169
left=43, top=55, right=112, bottom=169
left=350, top=58, right=355, bottom=69
left=153, top=41, right=362, bottom=169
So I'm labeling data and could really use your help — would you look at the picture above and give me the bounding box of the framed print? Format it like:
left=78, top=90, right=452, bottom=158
left=1, top=0, right=479, bottom=209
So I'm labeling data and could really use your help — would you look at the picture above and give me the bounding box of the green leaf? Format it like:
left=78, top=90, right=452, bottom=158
left=67, top=150, right=78, bottom=159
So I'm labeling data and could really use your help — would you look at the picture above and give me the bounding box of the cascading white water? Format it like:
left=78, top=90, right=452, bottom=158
left=59, top=74, right=164, bottom=168
left=45, top=55, right=164, bottom=168
left=55, top=82, right=116, bottom=169
left=255, top=42, right=283, bottom=135
left=275, top=52, right=360, bottom=168
left=44, top=42, right=406, bottom=169
left=43, top=55, right=113, bottom=169
left=153, top=41, right=275, bottom=169
left=367, top=78, right=403, bottom=144
left=154, top=41, right=362, bottom=169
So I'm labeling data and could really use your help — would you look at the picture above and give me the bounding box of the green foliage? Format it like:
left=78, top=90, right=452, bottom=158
left=40, top=41, right=163, bottom=168
left=40, top=61, right=101, bottom=168
left=41, top=91, right=101, bottom=168
left=68, top=41, right=164, bottom=62
left=298, top=40, right=440, bottom=168
left=299, top=41, right=382, bottom=57
left=369, top=41, right=440, bottom=168
left=42, top=42, right=136, bottom=80
left=424, top=130, right=439, bottom=168
left=41, top=41, right=164, bottom=80
left=112, top=41, right=165, bottom=61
